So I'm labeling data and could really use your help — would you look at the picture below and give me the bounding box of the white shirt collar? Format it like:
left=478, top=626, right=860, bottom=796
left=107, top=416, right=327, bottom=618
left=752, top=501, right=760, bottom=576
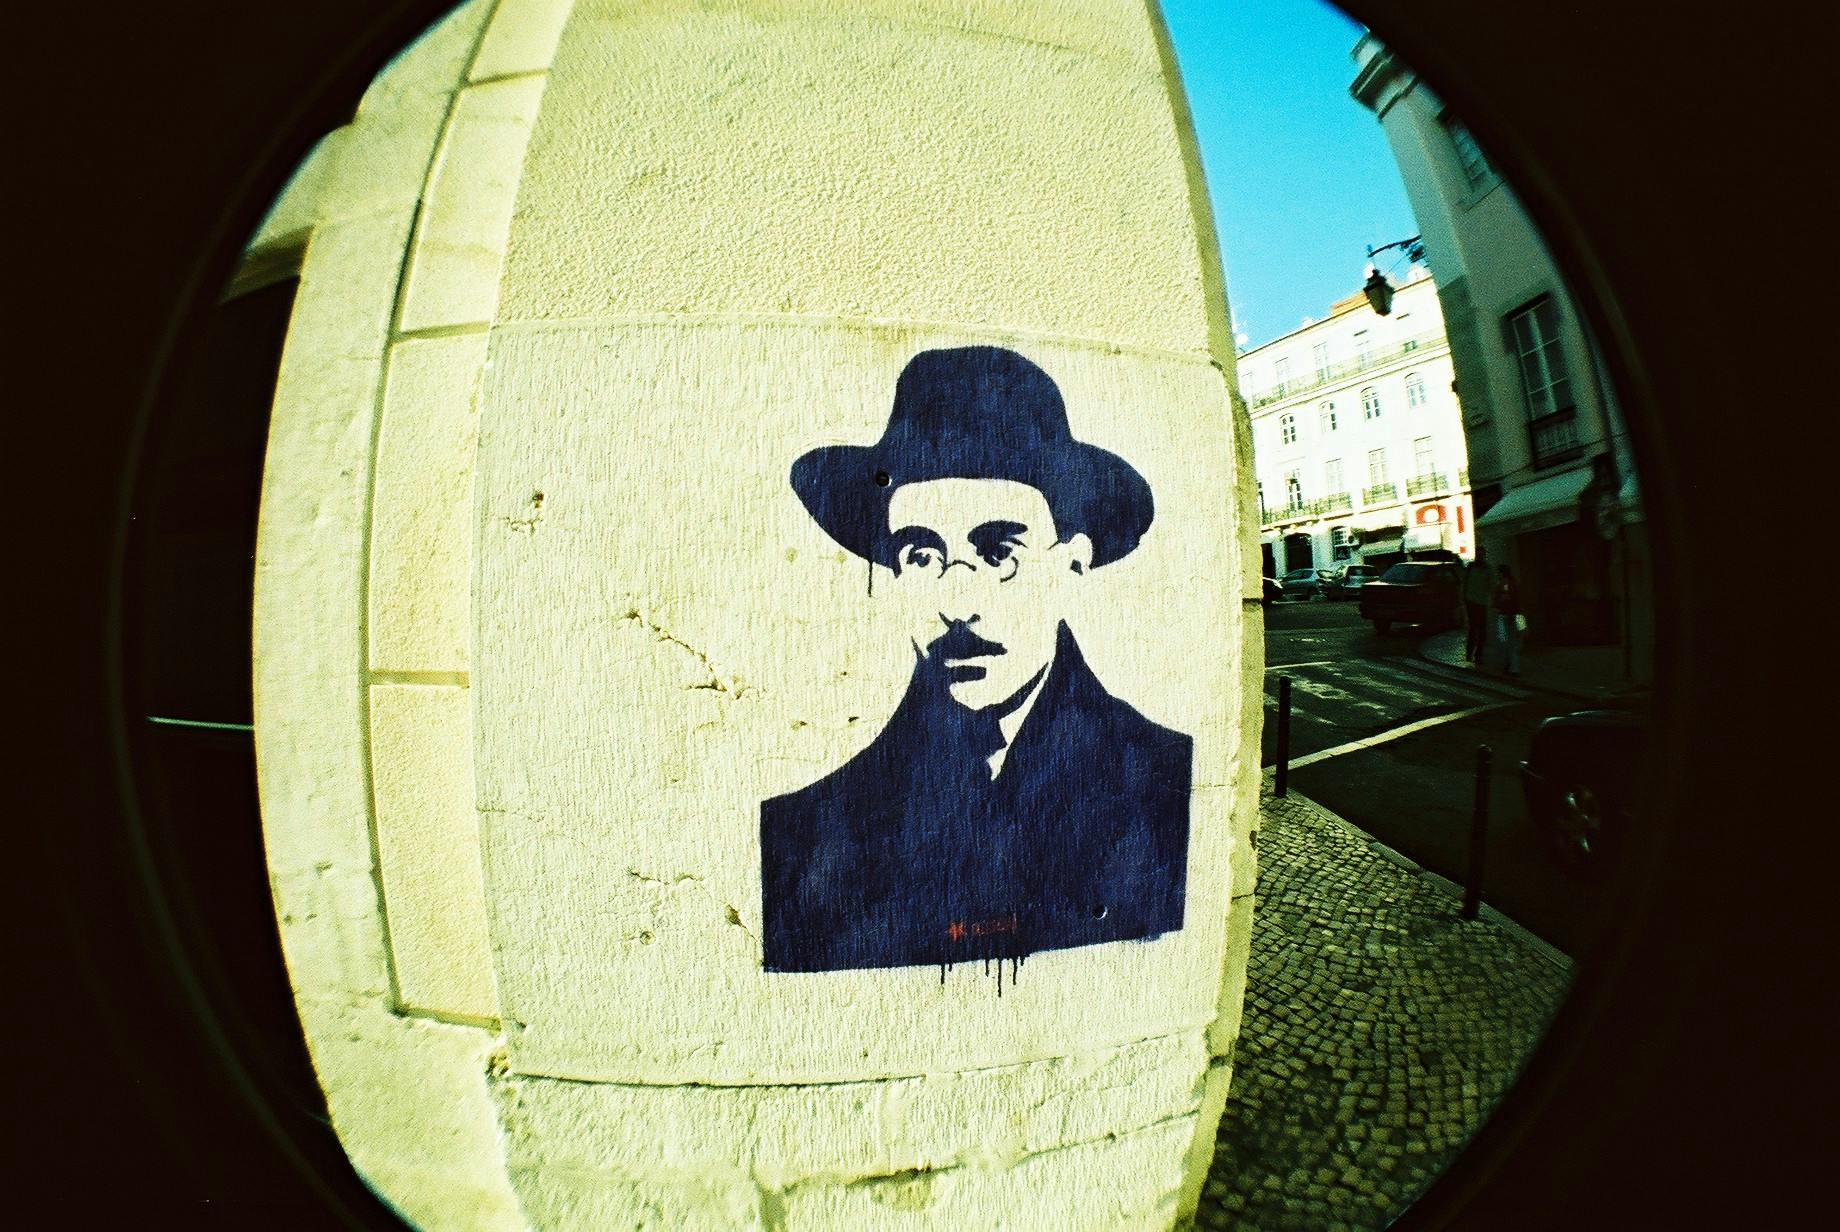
left=985, top=666, right=1051, bottom=780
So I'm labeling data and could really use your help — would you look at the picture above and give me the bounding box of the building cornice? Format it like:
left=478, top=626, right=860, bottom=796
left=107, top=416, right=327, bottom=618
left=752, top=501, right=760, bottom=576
left=1246, top=339, right=1452, bottom=418
left=1238, top=275, right=1439, bottom=358
left=1348, top=35, right=1413, bottom=120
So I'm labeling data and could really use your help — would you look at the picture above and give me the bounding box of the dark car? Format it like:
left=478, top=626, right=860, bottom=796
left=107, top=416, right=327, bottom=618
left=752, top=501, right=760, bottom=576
left=1324, top=563, right=1381, bottom=601
left=1279, top=566, right=1330, bottom=601
left=1519, top=710, right=1645, bottom=875
left=1357, top=560, right=1464, bottom=633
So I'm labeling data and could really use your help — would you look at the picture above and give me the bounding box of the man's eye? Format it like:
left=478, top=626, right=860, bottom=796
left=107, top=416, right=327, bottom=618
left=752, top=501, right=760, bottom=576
left=905, top=548, right=936, bottom=570
left=980, top=543, right=1014, bottom=567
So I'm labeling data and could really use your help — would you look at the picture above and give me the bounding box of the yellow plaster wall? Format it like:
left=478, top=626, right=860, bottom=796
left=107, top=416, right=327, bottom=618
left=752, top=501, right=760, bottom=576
left=252, top=0, right=1259, bottom=1226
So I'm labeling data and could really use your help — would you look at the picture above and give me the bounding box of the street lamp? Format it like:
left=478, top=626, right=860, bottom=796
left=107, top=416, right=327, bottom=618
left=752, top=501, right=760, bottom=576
left=1362, top=236, right=1425, bottom=315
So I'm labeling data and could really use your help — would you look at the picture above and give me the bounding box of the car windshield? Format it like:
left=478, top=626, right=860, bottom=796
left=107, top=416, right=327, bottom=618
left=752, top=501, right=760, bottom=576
left=1380, top=563, right=1435, bottom=582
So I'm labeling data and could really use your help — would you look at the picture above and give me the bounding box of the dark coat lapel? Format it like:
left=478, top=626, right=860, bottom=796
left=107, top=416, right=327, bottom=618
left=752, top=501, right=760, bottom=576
left=761, top=624, right=1191, bottom=972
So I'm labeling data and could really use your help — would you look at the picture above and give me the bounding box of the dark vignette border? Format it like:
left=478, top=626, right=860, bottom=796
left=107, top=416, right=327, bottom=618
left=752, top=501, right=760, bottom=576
left=12, top=0, right=1817, bottom=1225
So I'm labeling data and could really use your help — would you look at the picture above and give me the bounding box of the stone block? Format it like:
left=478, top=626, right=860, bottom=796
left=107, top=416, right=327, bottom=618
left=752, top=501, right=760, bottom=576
left=470, top=0, right=575, bottom=81
left=1174, top=1057, right=1234, bottom=1224
left=370, top=682, right=499, bottom=1020
left=499, top=0, right=1212, bottom=353
left=246, top=129, right=340, bottom=254
left=1230, top=751, right=1263, bottom=900
left=269, top=864, right=393, bottom=1001
left=256, top=206, right=415, bottom=880
left=1206, top=893, right=1255, bottom=1059
left=369, top=332, right=489, bottom=674
left=323, top=0, right=493, bottom=224
left=489, top=1029, right=1211, bottom=1187
left=778, top=1114, right=1194, bottom=1231
left=296, top=995, right=521, bottom=1231
left=508, top=1168, right=764, bottom=1232
left=399, top=75, right=548, bottom=332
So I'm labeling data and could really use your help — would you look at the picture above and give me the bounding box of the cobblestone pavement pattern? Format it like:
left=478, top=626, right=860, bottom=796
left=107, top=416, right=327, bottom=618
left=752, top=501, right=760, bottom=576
left=1193, top=788, right=1572, bottom=1230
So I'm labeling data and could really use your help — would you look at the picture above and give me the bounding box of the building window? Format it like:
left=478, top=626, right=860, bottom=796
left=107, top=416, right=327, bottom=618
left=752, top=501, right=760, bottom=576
left=1362, top=387, right=1382, bottom=420
left=1257, top=481, right=1266, bottom=520
left=1319, top=401, right=1336, bottom=433
left=1280, top=413, right=1297, bottom=445
left=1414, top=436, right=1435, bottom=475
left=1368, top=448, right=1388, bottom=486
left=1353, top=330, right=1372, bottom=366
left=1312, top=341, right=1330, bottom=381
left=1505, top=296, right=1581, bottom=464
left=1331, top=525, right=1355, bottom=562
left=1406, top=372, right=1427, bottom=407
left=1325, top=458, right=1344, bottom=494
left=1506, top=297, right=1574, bottom=418
left=1441, top=112, right=1493, bottom=189
left=1285, top=471, right=1303, bottom=510
left=1274, top=357, right=1291, bottom=395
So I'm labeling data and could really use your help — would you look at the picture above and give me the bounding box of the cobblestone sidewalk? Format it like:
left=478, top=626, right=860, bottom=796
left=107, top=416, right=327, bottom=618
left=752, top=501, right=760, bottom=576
left=1194, top=788, right=1572, bottom=1230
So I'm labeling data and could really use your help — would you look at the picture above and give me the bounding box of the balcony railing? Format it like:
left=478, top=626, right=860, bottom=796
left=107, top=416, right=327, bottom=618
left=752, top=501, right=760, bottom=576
left=1529, top=408, right=1582, bottom=468
left=1247, top=332, right=1445, bottom=409
left=1258, top=491, right=1355, bottom=528
left=1362, top=481, right=1399, bottom=505
left=1407, top=471, right=1452, bottom=498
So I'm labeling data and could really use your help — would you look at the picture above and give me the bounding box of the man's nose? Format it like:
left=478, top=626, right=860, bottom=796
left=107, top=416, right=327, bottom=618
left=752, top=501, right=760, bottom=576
left=936, top=559, right=982, bottom=626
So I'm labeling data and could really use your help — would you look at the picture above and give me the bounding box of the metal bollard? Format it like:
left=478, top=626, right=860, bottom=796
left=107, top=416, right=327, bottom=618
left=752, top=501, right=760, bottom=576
left=1274, top=675, right=1292, bottom=798
left=1461, top=744, right=1492, bottom=919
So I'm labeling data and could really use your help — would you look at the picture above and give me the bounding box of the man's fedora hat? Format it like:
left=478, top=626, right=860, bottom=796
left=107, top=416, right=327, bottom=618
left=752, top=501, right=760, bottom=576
left=790, top=346, right=1154, bottom=568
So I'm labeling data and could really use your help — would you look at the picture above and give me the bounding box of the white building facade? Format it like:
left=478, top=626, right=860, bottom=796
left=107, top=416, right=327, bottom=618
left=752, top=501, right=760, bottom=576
left=1242, top=273, right=1474, bottom=579
left=1351, top=34, right=1651, bottom=678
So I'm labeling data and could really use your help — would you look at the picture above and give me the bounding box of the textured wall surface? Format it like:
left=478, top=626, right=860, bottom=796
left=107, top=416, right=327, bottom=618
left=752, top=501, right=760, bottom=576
left=252, top=1, right=558, bottom=1227
left=251, top=0, right=1261, bottom=1226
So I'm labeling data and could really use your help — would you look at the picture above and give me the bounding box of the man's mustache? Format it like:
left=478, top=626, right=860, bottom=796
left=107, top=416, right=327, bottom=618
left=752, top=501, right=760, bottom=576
left=926, top=622, right=1007, bottom=660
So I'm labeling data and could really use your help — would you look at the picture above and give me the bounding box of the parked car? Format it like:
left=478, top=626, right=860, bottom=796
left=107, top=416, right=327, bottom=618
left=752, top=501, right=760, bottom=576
left=1279, top=567, right=1329, bottom=601
left=1519, top=709, right=1646, bottom=875
left=1262, top=576, right=1283, bottom=607
left=1324, top=563, right=1381, bottom=601
left=1357, top=560, right=1464, bottom=633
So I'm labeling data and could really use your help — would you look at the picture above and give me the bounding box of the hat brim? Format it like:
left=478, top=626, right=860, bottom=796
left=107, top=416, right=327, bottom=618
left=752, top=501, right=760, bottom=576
left=790, top=437, right=1154, bottom=569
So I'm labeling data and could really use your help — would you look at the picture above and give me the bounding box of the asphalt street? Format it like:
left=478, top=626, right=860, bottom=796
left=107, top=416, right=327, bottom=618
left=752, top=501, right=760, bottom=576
left=1260, top=598, right=1615, bottom=958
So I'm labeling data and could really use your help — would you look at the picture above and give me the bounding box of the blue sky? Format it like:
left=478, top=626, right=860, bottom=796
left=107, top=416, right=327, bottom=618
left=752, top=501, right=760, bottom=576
left=1158, top=0, right=1420, bottom=349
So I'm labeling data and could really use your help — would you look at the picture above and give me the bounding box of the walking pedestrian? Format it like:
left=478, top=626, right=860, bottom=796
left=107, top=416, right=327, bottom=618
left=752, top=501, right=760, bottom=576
left=1463, top=547, right=1492, bottom=664
left=1493, top=564, right=1524, bottom=677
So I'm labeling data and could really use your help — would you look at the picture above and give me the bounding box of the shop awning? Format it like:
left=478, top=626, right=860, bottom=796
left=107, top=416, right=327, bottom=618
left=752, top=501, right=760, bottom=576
left=1474, top=467, right=1593, bottom=534
left=1618, top=472, right=1644, bottom=522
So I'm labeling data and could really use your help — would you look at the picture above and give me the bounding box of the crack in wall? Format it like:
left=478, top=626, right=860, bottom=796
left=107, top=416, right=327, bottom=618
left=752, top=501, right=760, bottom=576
left=621, top=606, right=751, bottom=697
left=626, top=868, right=759, bottom=943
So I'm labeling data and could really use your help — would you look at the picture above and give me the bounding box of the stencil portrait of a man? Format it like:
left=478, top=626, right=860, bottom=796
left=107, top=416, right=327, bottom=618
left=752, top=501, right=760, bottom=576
left=761, top=346, right=1192, bottom=975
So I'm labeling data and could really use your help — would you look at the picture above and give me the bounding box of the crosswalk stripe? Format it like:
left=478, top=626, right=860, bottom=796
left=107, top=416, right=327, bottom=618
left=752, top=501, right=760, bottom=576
left=1283, top=672, right=1402, bottom=721
left=1364, top=656, right=1531, bottom=701
left=1260, top=690, right=1348, bottom=730
left=1284, top=701, right=1520, bottom=769
left=1267, top=659, right=1468, bottom=713
left=1307, top=661, right=1446, bottom=710
left=1263, top=658, right=1340, bottom=672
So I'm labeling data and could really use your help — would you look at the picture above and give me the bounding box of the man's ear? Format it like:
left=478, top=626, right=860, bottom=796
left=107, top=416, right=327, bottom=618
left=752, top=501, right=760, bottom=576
left=1060, top=532, right=1094, bottom=576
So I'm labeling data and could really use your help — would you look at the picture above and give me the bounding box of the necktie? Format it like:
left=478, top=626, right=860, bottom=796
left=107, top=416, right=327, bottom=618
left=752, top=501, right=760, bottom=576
left=963, top=706, right=1005, bottom=766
